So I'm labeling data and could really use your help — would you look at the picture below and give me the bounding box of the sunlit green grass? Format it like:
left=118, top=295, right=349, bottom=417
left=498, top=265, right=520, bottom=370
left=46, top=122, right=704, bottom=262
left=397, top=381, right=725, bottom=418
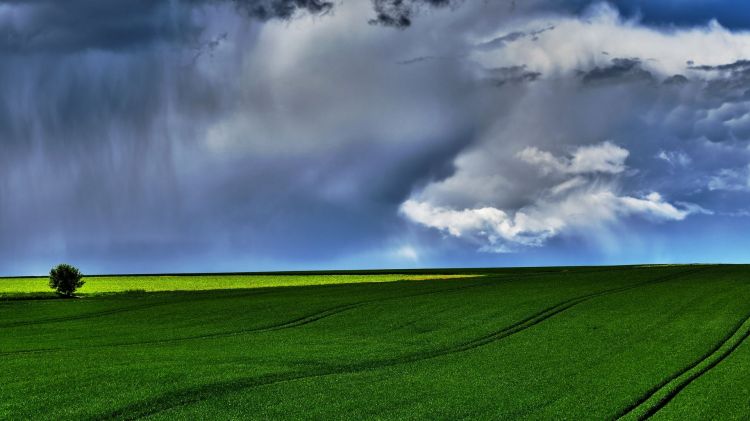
left=2, top=265, right=749, bottom=420
left=0, top=273, right=477, bottom=296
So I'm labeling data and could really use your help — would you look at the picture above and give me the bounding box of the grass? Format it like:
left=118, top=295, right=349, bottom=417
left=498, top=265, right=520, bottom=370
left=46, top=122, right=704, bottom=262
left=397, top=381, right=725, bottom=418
left=0, top=273, right=477, bottom=296
left=2, top=265, right=749, bottom=419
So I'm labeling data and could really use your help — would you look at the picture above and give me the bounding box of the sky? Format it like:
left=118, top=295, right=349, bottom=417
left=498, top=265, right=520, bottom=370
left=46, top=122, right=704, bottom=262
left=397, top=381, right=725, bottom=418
left=2, top=0, right=750, bottom=275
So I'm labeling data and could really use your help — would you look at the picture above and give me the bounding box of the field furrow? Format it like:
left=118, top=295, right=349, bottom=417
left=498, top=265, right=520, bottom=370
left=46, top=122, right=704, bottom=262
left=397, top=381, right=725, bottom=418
left=91, top=268, right=700, bottom=420
left=4, top=265, right=747, bottom=420
left=616, top=309, right=750, bottom=420
left=0, top=279, right=492, bottom=356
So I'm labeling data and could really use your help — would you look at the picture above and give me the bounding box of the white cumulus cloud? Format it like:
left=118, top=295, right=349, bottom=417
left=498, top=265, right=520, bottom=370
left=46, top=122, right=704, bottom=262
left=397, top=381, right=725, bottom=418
left=401, top=188, right=691, bottom=251
left=401, top=142, right=697, bottom=252
left=518, top=141, right=629, bottom=175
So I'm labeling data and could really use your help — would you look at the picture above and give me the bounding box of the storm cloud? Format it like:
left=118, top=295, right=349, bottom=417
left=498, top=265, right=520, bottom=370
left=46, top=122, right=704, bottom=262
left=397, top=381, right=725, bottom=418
left=2, top=1, right=750, bottom=275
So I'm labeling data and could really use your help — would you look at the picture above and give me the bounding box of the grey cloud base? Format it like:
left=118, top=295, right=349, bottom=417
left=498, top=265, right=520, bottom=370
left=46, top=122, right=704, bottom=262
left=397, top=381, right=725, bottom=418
left=1, top=1, right=750, bottom=274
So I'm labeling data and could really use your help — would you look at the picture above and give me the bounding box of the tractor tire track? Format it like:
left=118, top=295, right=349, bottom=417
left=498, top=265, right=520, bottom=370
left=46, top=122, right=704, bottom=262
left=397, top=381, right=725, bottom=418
left=0, top=266, right=646, bottom=329
left=4, top=266, right=663, bottom=356
left=0, top=276, right=489, bottom=329
left=0, top=280, right=466, bottom=329
left=503, top=288, right=722, bottom=420
left=91, top=267, right=705, bottom=421
left=425, top=267, right=706, bottom=356
left=615, top=305, right=750, bottom=420
left=1, top=279, right=494, bottom=357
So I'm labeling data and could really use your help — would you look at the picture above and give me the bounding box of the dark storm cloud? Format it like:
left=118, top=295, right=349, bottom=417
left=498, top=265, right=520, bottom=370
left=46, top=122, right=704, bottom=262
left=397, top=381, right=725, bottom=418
left=3, top=0, right=750, bottom=275
left=0, top=0, right=504, bottom=274
left=0, top=0, right=198, bottom=53
left=654, top=60, right=750, bottom=144
left=367, top=0, right=750, bottom=31
left=686, top=60, right=750, bottom=105
left=0, top=0, right=468, bottom=55
left=3, top=0, right=744, bottom=55
left=484, top=31, right=528, bottom=47
left=484, top=65, right=541, bottom=86
left=368, top=0, right=454, bottom=28
left=230, top=0, right=333, bottom=20
left=580, top=58, right=654, bottom=84
left=662, top=74, right=688, bottom=85
left=477, top=25, right=555, bottom=50
left=689, top=60, right=750, bottom=72
left=396, top=55, right=441, bottom=65
left=0, top=0, right=335, bottom=53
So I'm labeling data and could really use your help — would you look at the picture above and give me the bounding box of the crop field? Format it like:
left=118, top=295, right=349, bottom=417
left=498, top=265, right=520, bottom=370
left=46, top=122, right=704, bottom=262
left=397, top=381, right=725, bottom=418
left=0, top=273, right=475, bottom=298
left=2, top=265, right=750, bottom=419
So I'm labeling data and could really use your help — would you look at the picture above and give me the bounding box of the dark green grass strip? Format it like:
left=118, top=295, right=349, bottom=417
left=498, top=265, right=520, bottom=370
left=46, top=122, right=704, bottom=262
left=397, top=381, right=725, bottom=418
left=3, top=268, right=638, bottom=354
left=0, top=276, right=490, bottom=329
left=0, top=292, right=59, bottom=302
left=2, top=267, right=674, bottom=356
left=439, top=267, right=706, bottom=355
left=91, top=267, right=704, bottom=421
left=6, top=273, right=559, bottom=329
left=0, top=279, right=494, bottom=357
left=615, top=307, right=750, bottom=420
left=0, top=289, right=282, bottom=329
left=0, top=266, right=660, bottom=331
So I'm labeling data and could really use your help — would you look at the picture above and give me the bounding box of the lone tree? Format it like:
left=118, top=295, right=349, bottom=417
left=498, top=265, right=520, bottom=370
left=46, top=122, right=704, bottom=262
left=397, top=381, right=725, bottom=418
left=49, top=264, right=84, bottom=297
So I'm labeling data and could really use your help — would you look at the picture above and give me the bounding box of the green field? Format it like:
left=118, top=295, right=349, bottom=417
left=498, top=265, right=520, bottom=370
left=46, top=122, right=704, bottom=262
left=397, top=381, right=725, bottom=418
left=2, top=265, right=750, bottom=419
left=0, top=273, right=476, bottom=297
